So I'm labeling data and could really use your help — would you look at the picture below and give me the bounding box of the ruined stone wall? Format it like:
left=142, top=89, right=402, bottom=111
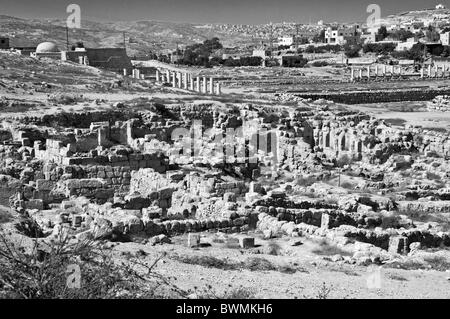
left=11, top=110, right=141, bottom=128
left=129, top=168, right=175, bottom=195
left=427, top=95, right=450, bottom=112
left=0, top=175, right=22, bottom=206
left=62, top=179, right=114, bottom=202
left=295, top=88, right=450, bottom=104
left=37, top=145, right=168, bottom=172
left=185, top=173, right=247, bottom=197
left=419, top=131, right=450, bottom=157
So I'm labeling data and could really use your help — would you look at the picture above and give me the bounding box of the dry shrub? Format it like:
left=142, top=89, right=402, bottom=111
left=0, top=229, right=184, bottom=299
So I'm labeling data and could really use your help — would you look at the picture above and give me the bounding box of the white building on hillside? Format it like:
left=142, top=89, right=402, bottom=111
left=278, top=36, right=295, bottom=47
left=441, top=32, right=450, bottom=46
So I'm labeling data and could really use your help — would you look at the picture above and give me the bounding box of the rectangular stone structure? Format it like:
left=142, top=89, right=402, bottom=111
left=188, top=233, right=200, bottom=247
left=239, top=237, right=255, bottom=249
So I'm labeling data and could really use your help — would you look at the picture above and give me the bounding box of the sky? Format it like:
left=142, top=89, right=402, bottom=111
left=1, top=0, right=448, bottom=24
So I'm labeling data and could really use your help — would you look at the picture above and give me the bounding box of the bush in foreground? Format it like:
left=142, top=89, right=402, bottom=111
left=0, top=229, right=184, bottom=299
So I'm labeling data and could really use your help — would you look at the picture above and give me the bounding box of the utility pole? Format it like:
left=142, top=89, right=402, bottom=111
left=66, top=26, right=70, bottom=51
left=269, top=22, right=274, bottom=56
left=123, top=32, right=127, bottom=52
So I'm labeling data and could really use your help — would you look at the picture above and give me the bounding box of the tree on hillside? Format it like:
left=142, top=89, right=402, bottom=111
left=390, top=29, right=414, bottom=42
left=391, top=43, right=425, bottom=62
left=179, top=38, right=223, bottom=67
left=426, top=29, right=441, bottom=42
left=313, top=30, right=326, bottom=43
left=344, top=44, right=362, bottom=58
left=363, top=43, right=396, bottom=54
left=377, top=25, right=388, bottom=41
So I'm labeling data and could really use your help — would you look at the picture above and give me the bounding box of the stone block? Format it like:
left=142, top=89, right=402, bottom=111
left=239, top=237, right=255, bottom=249
left=388, top=236, right=409, bottom=255
left=223, top=192, right=236, bottom=202
left=72, top=215, right=83, bottom=227
left=36, top=179, right=55, bottom=191
left=321, top=213, right=331, bottom=229
left=188, top=233, right=201, bottom=247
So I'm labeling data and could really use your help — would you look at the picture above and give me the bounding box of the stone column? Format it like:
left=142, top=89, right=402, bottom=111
left=189, top=75, right=194, bottom=91
left=215, top=82, right=221, bottom=95
left=428, top=65, right=432, bottom=78
left=202, top=76, right=207, bottom=93
left=421, top=67, right=424, bottom=78
left=350, top=67, right=354, bottom=81
left=196, top=76, right=200, bottom=92
left=183, top=73, right=188, bottom=90
left=209, top=77, right=214, bottom=94
left=166, top=70, right=170, bottom=83
left=176, top=72, right=183, bottom=89
left=435, top=65, right=439, bottom=78
left=155, top=70, right=160, bottom=82
left=123, top=68, right=128, bottom=76
left=374, top=65, right=378, bottom=77
left=367, top=66, right=370, bottom=79
left=359, top=69, right=363, bottom=79
left=383, top=64, right=387, bottom=76
left=172, top=71, right=177, bottom=87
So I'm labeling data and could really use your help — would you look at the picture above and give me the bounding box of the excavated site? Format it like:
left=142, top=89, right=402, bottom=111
left=2, top=53, right=450, bottom=299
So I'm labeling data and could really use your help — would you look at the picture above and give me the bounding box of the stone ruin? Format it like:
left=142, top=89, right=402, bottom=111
left=1, top=100, right=450, bottom=266
left=427, top=95, right=450, bottom=112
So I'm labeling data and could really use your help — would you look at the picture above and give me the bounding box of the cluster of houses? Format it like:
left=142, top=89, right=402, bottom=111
left=275, top=4, right=450, bottom=51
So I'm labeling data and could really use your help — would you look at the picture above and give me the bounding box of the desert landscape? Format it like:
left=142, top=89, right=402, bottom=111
left=2, top=2, right=450, bottom=301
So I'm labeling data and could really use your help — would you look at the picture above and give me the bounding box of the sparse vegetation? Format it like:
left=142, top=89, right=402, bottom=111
left=0, top=230, right=185, bottom=299
left=47, top=93, right=88, bottom=106
left=170, top=254, right=299, bottom=274
left=190, top=284, right=256, bottom=299
left=311, top=239, right=353, bottom=257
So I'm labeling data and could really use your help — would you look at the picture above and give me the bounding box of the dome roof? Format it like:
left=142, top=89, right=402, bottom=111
left=36, top=42, right=59, bottom=53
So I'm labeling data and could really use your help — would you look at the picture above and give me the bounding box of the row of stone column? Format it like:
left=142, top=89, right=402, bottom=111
left=351, top=64, right=450, bottom=81
left=350, top=65, right=406, bottom=81
left=124, top=68, right=145, bottom=80
left=155, top=69, right=221, bottom=95
left=421, top=64, right=450, bottom=78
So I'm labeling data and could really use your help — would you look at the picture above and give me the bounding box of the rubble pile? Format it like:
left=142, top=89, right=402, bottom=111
left=1, top=97, right=450, bottom=268
left=427, top=95, right=450, bottom=112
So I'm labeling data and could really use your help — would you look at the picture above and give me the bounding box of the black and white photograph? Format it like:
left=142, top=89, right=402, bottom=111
left=1, top=0, right=450, bottom=304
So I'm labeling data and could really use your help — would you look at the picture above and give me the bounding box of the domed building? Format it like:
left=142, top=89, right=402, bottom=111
left=36, top=42, right=59, bottom=53
left=33, top=41, right=62, bottom=59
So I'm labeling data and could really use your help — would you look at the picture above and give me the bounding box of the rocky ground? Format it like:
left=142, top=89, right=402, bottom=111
left=1, top=50, right=450, bottom=299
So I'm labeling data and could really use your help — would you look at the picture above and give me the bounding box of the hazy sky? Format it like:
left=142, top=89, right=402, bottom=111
left=1, top=0, right=448, bottom=24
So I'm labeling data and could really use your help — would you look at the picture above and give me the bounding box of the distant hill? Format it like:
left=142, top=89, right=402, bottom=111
left=2, top=7, right=450, bottom=57
left=382, top=7, right=450, bottom=25
left=0, top=15, right=259, bottom=57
